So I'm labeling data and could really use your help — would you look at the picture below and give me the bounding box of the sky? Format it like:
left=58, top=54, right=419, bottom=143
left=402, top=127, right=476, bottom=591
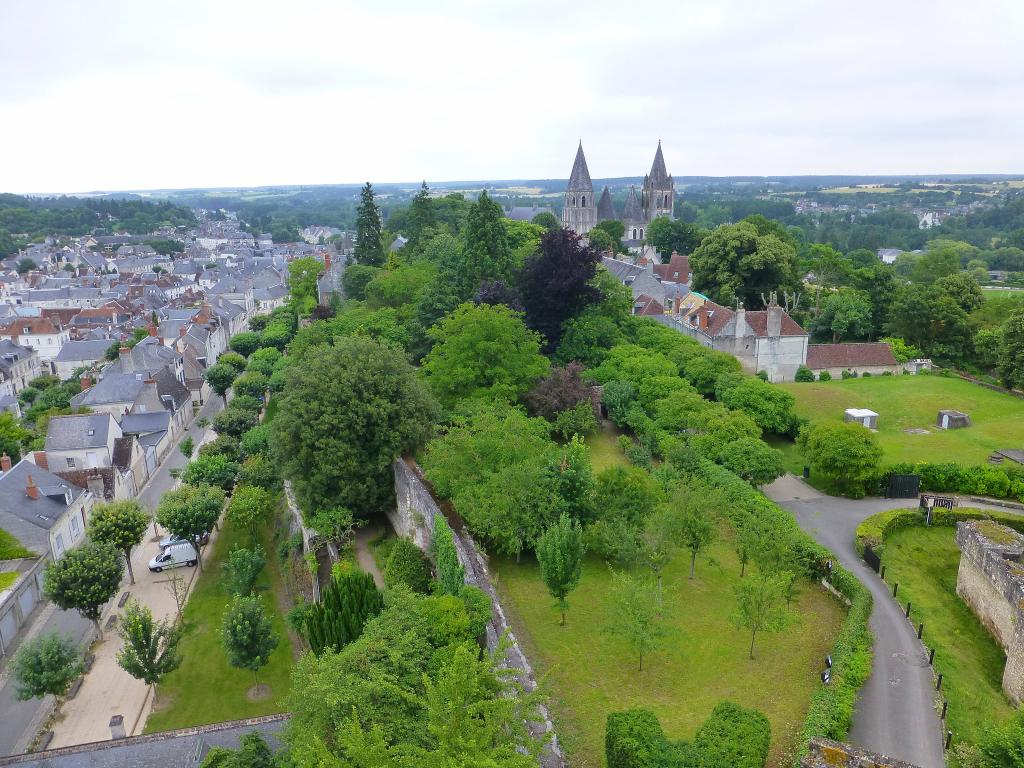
left=2, top=0, right=1024, bottom=193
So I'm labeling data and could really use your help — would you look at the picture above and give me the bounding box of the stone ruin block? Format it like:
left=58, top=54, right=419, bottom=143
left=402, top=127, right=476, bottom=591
left=937, top=409, right=970, bottom=429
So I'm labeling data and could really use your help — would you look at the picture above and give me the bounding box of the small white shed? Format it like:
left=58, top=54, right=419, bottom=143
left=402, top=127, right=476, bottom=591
left=844, top=408, right=878, bottom=429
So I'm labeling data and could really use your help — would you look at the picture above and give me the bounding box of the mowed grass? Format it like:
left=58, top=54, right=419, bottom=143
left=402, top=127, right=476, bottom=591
left=780, top=375, right=1024, bottom=465
left=495, top=539, right=845, bottom=768
left=0, top=527, right=33, bottom=560
left=881, top=525, right=1014, bottom=744
left=982, top=288, right=1024, bottom=301
left=145, top=509, right=294, bottom=731
left=586, top=423, right=629, bottom=472
left=0, top=571, right=17, bottom=591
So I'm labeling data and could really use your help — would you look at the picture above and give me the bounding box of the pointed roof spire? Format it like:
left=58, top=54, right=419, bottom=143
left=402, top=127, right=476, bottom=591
left=596, top=186, right=616, bottom=221
left=649, top=141, right=669, bottom=186
left=567, top=141, right=593, bottom=192
left=622, top=185, right=643, bottom=223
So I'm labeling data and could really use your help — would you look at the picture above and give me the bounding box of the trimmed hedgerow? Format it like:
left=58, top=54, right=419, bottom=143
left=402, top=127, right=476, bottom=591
left=878, top=461, right=1024, bottom=502
left=692, top=701, right=771, bottom=768
left=856, top=506, right=1024, bottom=559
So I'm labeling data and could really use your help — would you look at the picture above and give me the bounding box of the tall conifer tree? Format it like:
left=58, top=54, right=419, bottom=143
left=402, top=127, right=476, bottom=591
left=355, top=182, right=385, bottom=266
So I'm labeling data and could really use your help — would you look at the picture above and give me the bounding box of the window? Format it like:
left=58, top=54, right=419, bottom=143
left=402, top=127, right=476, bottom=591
left=54, top=534, right=65, bottom=557
left=631, top=228, right=637, bottom=239
left=66, top=457, right=75, bottom=468
left=571, top=195, right=576, bottom=206
left=70, top=512, right=81, bottom=538
left=581, top=196, right=586, bottom=207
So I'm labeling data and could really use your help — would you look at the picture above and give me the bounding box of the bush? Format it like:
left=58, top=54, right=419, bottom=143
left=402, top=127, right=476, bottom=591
left=433, top=520, right=464, bottom=596
left=841, top=369, right=857, bottom=379
left=198, top=435, right=240, bottom=462
left=794, top=365, right=815, bottom=382
left=879, top=461, right=1024, bottom=501
left=384, top=538, right=432, bottom=594
left=602, top=380, right=636, bottom=426
left=554, top=400, right=598, bottom=440
left=303, top=570, right=384, bottom=654
left=862, top=372, right=872, bottom=378
left=606, top=709, right=685, bottom=768
left=692, top=701, right=771, bottom=768
left=818, top=370, right=832, bottom=381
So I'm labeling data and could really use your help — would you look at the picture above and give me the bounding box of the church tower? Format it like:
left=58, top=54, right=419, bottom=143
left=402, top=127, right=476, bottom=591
left=596, top=186, right=616, bottom=223
left=642, top=141, right=674, bottom=224
left=562, top=142, right=597, bottom=235
left=622, top=185, right=645, bottom=242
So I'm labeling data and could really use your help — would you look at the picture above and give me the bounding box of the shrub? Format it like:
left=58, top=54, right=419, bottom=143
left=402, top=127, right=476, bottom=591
left=524, top=362, right=592, bottom=421
left=882, top=370, right=894, bottom=376
left=602, top=380, right=636, bottom=426
left=692, top=701, right=771, bottom=768
left=458, top=585, right=491, bottom=639
left=222, top=545, right=266, bottom=596
left=794, top=365, right=815, bottom=382
left=384, top=538, right=432, bottom=594
left=605, top=708, right=684, bottom=768
left=818, top=370, right=832, bottom=381
left=862, top=372, right=872, bottom=378
left=554, top=400, right=598, bottom=440
left=198, top=435, right=240, bottom=462
left=432, top=520, right=464, bottom=596
left=841, top=369, right=857, bottom=379
left=303, top=570, right=384, bottom=654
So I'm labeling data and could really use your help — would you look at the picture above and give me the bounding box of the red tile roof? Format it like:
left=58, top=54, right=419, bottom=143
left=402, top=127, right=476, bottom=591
left=634, top=294, right=666, bottom=316
left=743, top=310, right=807, bottom=337
left=806, top=343, right=898, bottom=369
left=652, top=252, right=691, bottom=283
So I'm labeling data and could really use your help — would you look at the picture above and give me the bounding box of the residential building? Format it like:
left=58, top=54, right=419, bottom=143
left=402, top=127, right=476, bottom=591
left=44, top=413, right=146, bottom=500
left=0, top=317, right=70, bottom=365
left=53, top=339, right=113, bottom=380
left=0, top=340, right=43, bottom=396
left=805, top=342, right=902, bottom=378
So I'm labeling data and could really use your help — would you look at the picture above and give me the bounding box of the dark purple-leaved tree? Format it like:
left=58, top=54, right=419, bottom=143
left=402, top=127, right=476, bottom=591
left=520, top=229, right=600, bottom=352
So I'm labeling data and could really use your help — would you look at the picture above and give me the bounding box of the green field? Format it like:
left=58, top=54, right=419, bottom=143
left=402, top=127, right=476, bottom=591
left=586, top=423, right=628, bottom=472
left=881, top=525, right=1014, bottom=744
left=0, top=571, right=17, bottom=591
left=780, top=375, right=1024, bottom=466
left=495, top=542, right=845, bottom=768
left=982, top=288, right=1024, bottom=301
left=145, top=506, right=295, bottom=732
left=0, top=528, right=33, bottom=561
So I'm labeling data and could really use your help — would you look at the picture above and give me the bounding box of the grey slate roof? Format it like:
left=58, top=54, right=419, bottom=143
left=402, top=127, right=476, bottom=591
left=72, top=373, right=145, bottom=408
left=622, top=186, right=643, bottom=224
left=648, top=140, right=670, bottom=186
left=596, top=186, right=616, bottom=221
left=119, top=411, right=171, bottom=434
left=566, top=141, right=593, bottom=192
left=45, top=414, right=112, bottom=451
left=53, top=339, right=113, bottom=363
left=0, top=458, right=85, bottom=536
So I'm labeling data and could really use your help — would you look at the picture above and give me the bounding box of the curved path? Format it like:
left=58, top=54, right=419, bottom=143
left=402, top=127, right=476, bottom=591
left=763, top=475, right=945, bottom=768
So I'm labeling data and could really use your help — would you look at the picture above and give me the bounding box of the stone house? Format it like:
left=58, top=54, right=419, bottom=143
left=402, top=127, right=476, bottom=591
left=0, top=339, right=43, bottom=395
left=805, top=342, right=901, bottom=378
left=0, top=316, right=70, bottom=365
left=52, top=338, right=114, bottom=380
left=44, top=413, right=147, bottom=500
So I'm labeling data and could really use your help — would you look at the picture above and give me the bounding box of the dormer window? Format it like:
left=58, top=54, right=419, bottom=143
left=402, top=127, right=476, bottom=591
left=66, top=457, right=75, bottom=468
left=22, top=327, right=29, bottom=334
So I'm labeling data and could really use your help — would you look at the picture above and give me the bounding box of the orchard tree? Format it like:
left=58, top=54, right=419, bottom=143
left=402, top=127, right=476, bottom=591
left=689, top=220, right=799, bottom=307
left=156, top=483, right=226, bottom=571
left=274, top=335, right=437, bottom=517
left=227, top=485, right=275, bottom=542
left=798, top=421, right=882, bottom=498
left=221, top=594, right=278, bottom=686
left=204, top=363, right=237, bottom=405
left=720, top=438, right=785, bottom=486
left=520, top=227, right=601, bottom=351
left=677, top=492, right=717, bottom=579
left=731, top=572, right=791, bottom=659
left=354, top=183, right=385, bottom=266
left=10, top=633, right=83, bottom=700
left=603, top=571, right=667, bottom=672
left=116, top=599, right=182, bottom=695
left=536, top=514, right=585, bottom=626
left=642, top=505, right=680, bottom=608
left=421, top=302, right=550, bottom=408
left=44, top=541, right=124, bottom=638
left=87, top=500, right=149, bottom=585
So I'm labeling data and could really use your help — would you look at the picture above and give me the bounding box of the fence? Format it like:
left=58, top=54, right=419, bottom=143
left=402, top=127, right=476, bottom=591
left=0, top=556, right=48, bottom=658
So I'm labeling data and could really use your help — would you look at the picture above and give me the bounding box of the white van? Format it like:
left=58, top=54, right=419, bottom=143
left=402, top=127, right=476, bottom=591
left=149, top=541, right=199, bottom=572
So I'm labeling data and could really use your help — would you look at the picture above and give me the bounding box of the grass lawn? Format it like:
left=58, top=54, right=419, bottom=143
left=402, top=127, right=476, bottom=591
left=981, top=288, right=1024, bottom=301
left=586, top=422, right=629, bottom=472
left=780, top=375, right=1024, bottom=466
left=881, top=525, right=1014, bottom=744
left=0, top=528, right=33, bottom=561
left=0, top=571, right=17, bottom=591
left=145, top=507, right=295, bottom=731
left=495, top=538, right=845, bottom=768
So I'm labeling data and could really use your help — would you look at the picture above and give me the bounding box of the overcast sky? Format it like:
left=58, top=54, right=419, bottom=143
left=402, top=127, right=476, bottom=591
left=2, top=0, right=1023, bottom=193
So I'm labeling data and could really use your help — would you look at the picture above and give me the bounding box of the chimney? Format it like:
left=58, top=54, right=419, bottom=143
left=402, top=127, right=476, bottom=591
left=80, top=374, right=92, bottom=390
left=324, top=252, right=332, bottom=271
left=34, top=452, right=49, bottom=471
left=767, top=293, right=782, bottom=338
left=179, top=326, right=187, bottom=337
left=0, top=454, right=10, bottom=472
left=734, top=304, right=746, bottom=339
left=119, top=345, right=130, bottom=358
left=147, top=323, right=157, bottom=337
left=26, top=474, right=39, bottom=500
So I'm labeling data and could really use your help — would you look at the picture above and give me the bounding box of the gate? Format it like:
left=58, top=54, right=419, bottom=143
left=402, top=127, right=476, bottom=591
left=863, top=544, right=881, bottom=573
left=887, top=473, right=920, bottom=498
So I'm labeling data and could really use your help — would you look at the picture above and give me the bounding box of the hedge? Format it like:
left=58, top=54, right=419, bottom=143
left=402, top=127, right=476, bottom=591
left=690, top=460, right=873, bottom=766
left=879, top=461, right=1024, bottom=502
left=856, top=506, right=1024, bottom=559
left=692, top=701, right=771, bottom=768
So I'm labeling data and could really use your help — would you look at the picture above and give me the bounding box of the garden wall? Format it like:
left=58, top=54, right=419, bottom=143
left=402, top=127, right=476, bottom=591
left=391, top=457, right=566, bottom=768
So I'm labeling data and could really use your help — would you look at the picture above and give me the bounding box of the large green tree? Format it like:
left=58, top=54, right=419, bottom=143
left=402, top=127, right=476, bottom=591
left=645, top=216, right=706, bottom=257
left=421, top=302, right=550, bottom=408
left=87, top=500, right=149, bottom=585
left=536, top=514, right=585, bottom=626
left=797, top=421, right=882, bottom=498
left=116, top=599, right=182, bottom=695
left=812, top=289, right=873, bottom=343
left=354, top=182, right=385, bottom=266
left=689, top=220, right=799, bottom=306
left=10, top=633, right=83, bottom=700
left=886, top=283, right=973, bottom=363
left=461, top=190, right=513, bottom=296
left=204, top=363, right=238, bottom=405
left=288, top=256, right=323, bottom=314
left=274, top=336, right=437, bottom=516
left=999, top=305, right=1024, bottom=389
left=44, top=541, right=124, bottom=637
left=221, top=594, right=278, bottom=685
left=156, top=483, right=226, bottom=570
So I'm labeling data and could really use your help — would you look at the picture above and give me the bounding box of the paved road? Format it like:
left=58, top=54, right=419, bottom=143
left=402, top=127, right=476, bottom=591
left=763, top=475, right=946, bottom=768
left=0, top=395, right=224, bottom=757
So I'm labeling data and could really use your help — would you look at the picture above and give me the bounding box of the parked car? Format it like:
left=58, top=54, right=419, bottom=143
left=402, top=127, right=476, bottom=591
left=149, top=541, right=199, bottom=572
left=159, top=532, right=209, bottom=549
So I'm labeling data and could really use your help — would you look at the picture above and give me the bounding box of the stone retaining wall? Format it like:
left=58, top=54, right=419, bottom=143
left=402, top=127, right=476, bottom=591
left=391, top=457, right=565, bottom=768
left=801, top=737, right=921, bottom=768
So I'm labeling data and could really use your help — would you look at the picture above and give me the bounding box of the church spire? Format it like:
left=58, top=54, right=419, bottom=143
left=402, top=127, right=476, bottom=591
left=648, top=140, right=669, bottom=186
left=562, top=141, right=597, bottom=235
left=596, top=186, right=615, bottom=222
left=567, top=141, right=593, bottom=191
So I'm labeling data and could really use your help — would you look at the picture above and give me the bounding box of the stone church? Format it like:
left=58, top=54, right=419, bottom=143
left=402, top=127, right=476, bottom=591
left=561, top=141, right=675, bottom=242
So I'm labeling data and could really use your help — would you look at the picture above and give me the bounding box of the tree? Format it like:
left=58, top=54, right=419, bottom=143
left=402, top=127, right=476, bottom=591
left=288, top=256, right=323, bottom=312
left=690, top=220, right=799, bottom=307
left=156, top=483, right=226, bottom=571
left=536, top=514, right=585, bottom=626
left=531, top=211, right=560, bottom=231
left=308, top=506, right=355, bottom=552
left=355, top=182, right=385, bottom=266
left=461, top=190, right=513, bottom=296
left=432, top=520, right=464, bottom=596
left=524, top=362, right=591, bottom=421
left=116, top=599, right=182, bottom=694
left=303, top=570, right=384, bottom=654
left=87, top=500, right=149, bottom=585
left=910, top=242, right=961, bottom=284
left=422, top=302, right=550, bottom=408
left=718, top=376, right=797, bottom=435
left=645, top=216, right=706, bottom=256
left=813, top=289, right=873, bottom=342
left=676, top=490, right=717, bottom=579
left=179, top=436, right=194, bottom=459
left=274, top=336, right=437, bottom=516
left=213, top=407, right=258, bottom=438
left=222, top=545, right=266, bottom=596
left=520, top=227, right=601, bottom=351
left=1000, top=305, right=1024, bottom=388
left=603, top=571, right=667, bottom=672
left=10, top=633, right=83, bottom=700
left=720, top=438, right=785, bottom=486
left=226, top=485, right=274, bottom=542
left=407, top=181, right=436, bottom=246
left=221, top=594, right=278, bottom=685
left=935, top=271, right=984, bottom=313
left=886, top=283, right=973, bottom=363
left=204, top=363, right=237, bottom=405
left=182, top=453, right=239, bottom=491
left=232, top=372, right=268, bottom=400
left=798, top=421, right=882, bottom=498
left=342, top=264, right=383, bottom=301
left=384, top=538, right=433, bottom=594
left=44, top=541, right=123, bottom=638
left=0, top=412, right=29, bottom=462
left=641, top=505, right=680, bottom=607
left=16, top=258, right=38, bottom=275
left=228, top=333, right=262, bottom=358
left=731, top=572, right=791, bottom=659
left=199, top=732, right=277, bottom=768
left=554, top=401, right=598, bottom=440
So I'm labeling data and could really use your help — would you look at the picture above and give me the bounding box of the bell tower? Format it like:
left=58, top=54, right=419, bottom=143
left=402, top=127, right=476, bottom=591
left=561, top=141, right=597, bottom=235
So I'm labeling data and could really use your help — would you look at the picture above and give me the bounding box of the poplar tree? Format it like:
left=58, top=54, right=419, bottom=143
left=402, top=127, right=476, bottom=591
left=536, top=514, right=584, bottom=626
left=354, top=182, right=385, bottom=266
